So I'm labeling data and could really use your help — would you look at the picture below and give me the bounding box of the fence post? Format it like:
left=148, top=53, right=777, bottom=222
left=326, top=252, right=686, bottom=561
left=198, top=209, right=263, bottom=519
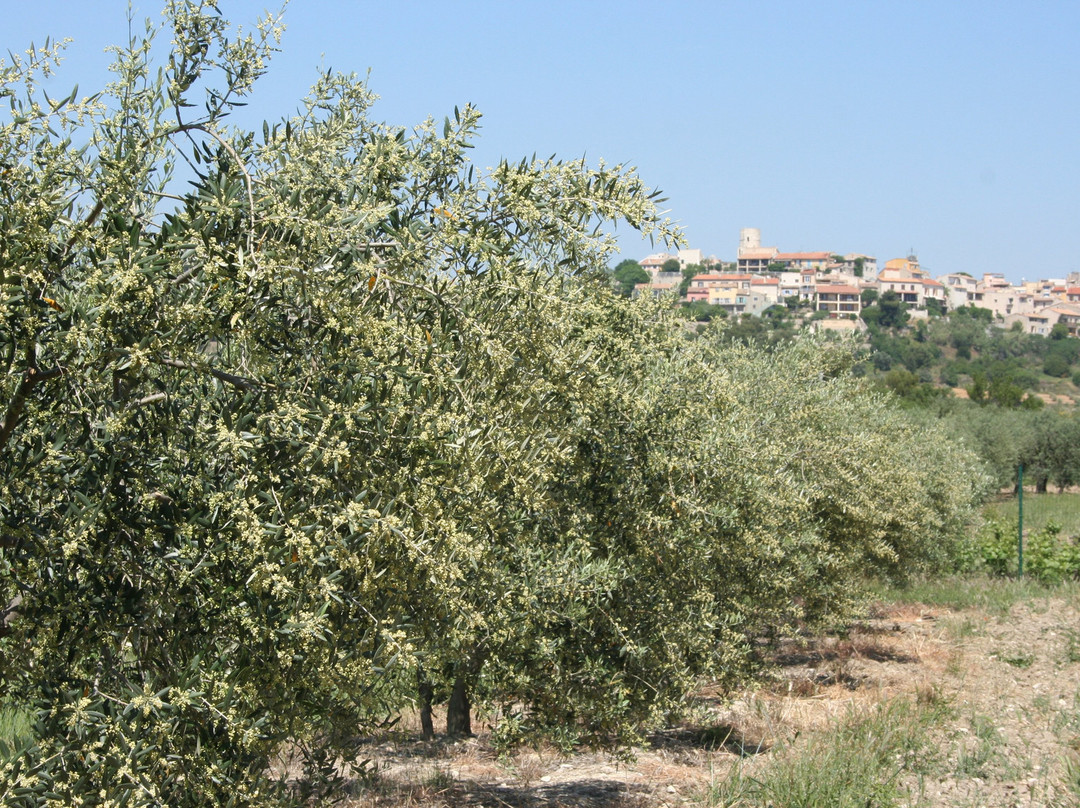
left=1017, top=464, right=1024, bottom=578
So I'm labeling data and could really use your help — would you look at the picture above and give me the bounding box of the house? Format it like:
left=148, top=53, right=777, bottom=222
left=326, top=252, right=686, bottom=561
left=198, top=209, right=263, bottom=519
left=877, top=260, right=947, bottom=310
left=876, top=271, right=922, bottom=305
left=774, top=252, right=832, bottom=272
left=832, top=253, right=878, bottom=279
left=814, top=284, right=862, bottom=317
left=736, top=247, right=779, bottom=273
left=979, top=285, right=1028, bottom=319
left=776, top=271, right=802, bottom=300
left=633, top=280, right=678, bottom=299
left=939, top=273, right=980, bottom=310
left=736, top=228, right=779, bottom=273
left=640, top=253, right=676, bottom=276
left=1043, top=303, right=1080, bottom=336
left=750, top=276, right=781, bottom=306
left=981, top=273, right=1012, bottom=291
left=706, top=287, right=775, bottom=316
left=920, top=278, right=948, bottom=310
left=687, top=273, right=754, bottom=292
left=1003, top=310, right=1053, bottom=336
left=883, top=256, right=926, bottom=277
left=1022, top=279, right=1067, bottom=297
left=677, top=248, right=704, bottom=268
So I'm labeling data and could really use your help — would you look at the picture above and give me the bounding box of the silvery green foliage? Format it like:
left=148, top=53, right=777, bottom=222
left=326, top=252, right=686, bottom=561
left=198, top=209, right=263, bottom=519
left=0, top=3, right=679, bottom=803
left=0, top=3, right=985, bottom=804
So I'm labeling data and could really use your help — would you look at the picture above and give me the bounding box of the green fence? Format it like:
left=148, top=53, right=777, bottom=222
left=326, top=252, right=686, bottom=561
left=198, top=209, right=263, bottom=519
left=983, top=465, right=1080, bottom=579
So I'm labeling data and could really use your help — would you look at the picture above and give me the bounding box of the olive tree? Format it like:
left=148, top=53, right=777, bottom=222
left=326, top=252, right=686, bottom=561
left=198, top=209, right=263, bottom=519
left=0, top=3, right=679, bottom=803
left=447, top=310, right=989, bottom=748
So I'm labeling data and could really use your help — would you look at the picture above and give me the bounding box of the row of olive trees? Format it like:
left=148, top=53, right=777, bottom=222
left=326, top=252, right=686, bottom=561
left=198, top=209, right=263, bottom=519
left=934, top=405, right=1080, bottom=492
left=1, top=4, right=987, bottom=806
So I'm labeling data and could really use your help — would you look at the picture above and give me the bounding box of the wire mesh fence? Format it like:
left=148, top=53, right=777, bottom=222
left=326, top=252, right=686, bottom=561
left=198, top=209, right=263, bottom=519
left=982, top=465, right=1080, bottom=578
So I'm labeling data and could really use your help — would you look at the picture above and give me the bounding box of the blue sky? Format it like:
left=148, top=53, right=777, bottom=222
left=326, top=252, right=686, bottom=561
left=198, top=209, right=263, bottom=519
left=6, top=1, right=1079, bottom=282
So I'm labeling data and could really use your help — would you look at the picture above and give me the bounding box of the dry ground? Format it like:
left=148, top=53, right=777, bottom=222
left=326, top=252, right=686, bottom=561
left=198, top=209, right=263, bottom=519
left=329, top=590, right=1080, bottom=807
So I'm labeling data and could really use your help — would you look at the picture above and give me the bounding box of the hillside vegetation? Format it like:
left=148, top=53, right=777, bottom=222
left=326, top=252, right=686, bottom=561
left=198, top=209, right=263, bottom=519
left=692, top=299, right=1080, bottom=494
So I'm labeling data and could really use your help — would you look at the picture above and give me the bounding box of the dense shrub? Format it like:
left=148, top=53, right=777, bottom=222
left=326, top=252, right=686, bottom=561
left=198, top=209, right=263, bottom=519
left=972, top=519, right=1080, bottom=582
left=0, top=5, right=990, bottom=804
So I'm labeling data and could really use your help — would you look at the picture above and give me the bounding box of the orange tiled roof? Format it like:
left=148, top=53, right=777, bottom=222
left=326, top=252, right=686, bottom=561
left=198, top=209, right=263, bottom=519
left=738, top=248, right=778, bottom=260
left=692, top=273, right=752, bottom=282
left=775, top=252, right=831, bottom=261
left=816, top=284, right=860, bottom=295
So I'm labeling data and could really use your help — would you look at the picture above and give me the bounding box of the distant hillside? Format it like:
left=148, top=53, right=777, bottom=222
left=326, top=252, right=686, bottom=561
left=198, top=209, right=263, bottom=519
left=690, top=300, right=1080, bottom=490
left=689, top=299, right=1080, bottom=409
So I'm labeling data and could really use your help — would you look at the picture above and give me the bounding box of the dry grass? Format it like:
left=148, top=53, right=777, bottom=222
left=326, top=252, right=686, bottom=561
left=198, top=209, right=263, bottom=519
left=318, top=583, right=1080, bottom=807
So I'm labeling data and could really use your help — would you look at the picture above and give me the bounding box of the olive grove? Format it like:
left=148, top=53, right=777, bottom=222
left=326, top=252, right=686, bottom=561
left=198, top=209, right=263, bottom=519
left=1, top=4, right=987, bottom=806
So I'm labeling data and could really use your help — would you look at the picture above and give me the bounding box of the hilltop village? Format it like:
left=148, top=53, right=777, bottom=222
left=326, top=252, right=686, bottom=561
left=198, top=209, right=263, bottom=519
left=629, top=228, right=1080, bottom=337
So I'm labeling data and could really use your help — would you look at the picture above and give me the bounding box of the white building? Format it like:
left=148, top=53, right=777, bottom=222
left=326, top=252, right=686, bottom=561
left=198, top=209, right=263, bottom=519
left=677, top=248, right=704, bottom=268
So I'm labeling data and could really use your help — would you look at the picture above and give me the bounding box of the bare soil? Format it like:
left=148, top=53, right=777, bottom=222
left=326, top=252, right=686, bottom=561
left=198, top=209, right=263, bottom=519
left=336, top=594, right=1080, bottom=807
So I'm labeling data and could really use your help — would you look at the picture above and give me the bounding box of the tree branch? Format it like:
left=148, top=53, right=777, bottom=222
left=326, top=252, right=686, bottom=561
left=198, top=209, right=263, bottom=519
left=0, top=345, right=63, bottom=452
left=132, top=392, right=169, bottom=408
left=155, top=357, right=264, bottom=391
left=171, top=264, right=200, bottom=286
left=166, top=121, right=258, bottom=254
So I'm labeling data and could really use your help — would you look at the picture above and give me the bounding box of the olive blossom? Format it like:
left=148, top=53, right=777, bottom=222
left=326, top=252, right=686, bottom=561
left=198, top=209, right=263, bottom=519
left=0, top=1, right=687, bottom=803
left=0, top=3, right=987, bottom=805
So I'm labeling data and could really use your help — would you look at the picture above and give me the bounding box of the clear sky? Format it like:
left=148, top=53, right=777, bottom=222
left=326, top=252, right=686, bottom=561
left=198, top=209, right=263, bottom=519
left=5, top=1, right=1079, bottom=282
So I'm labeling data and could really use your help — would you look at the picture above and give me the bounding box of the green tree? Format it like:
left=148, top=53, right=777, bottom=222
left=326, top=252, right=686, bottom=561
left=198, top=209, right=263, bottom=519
left=612, top=258, right=649, bottom=295
left=1021, top=412, right=1080, bottom=493
left=952, top=305, right=994, bottom=323
left=967, top=370, right=990, bottom=404
left=682, top=301, right=727, bottom=322
left=876, top=290, right=910, bottom=329
left=950, top=318, right=984, bottom=359
left=881, top=368, right=918, bottom=397
left=1044, top=351, right=1071, bottom=377
left=938, top=406, right=1026, bottom=490
left=677, top=262, right=704, bottom=297
left=0, top=5, right=682, bottom=801
left=988, top=375, right=1025, bottom=408
left=1044, top=334, right=1079, bottom=377
left=661, top=257, right=681, bottom=273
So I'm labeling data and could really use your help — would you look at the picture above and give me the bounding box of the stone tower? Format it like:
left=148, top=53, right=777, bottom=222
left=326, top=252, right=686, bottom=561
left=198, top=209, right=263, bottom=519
left=739, top=228, right=761, bottom=257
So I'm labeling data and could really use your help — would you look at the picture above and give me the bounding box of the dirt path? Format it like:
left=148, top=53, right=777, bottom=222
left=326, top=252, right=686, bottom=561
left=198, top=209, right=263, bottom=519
left=342, top=592, right=1080, bottom=807
left=922, top=598, right=1080, bottom=807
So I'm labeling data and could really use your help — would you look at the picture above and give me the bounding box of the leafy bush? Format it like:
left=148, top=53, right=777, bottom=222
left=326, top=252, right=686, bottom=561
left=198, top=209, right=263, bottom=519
left=971, top=518, right=1080, bottom=582
left=976, top=518, right=1021, bottom=577
left=1025, top=523, right=1080, bottom=584
left=1044, top=352, right=1071, bottom=378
